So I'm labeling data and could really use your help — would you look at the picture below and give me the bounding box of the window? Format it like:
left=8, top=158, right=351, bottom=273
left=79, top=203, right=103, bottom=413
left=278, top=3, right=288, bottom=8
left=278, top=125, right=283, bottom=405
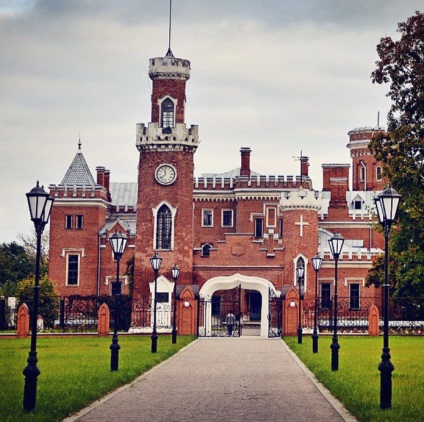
left=222, top=210, right=233, bottom=227
left=67, top=254, right=79, bottom=286
left=278, top=219, right=283, bottom=239
left=360, top=166, right=365, bottom=182
left=65, top=215, right=73, bottom=229
left=349, top=284, right=361, bottom=309
left=354, top=200, right=362, bottom=210
left=76, top=215, right=84, bottom=229
left=161, top=98, right=174, bottom=130
left=321, top=283, right=331, bottom=309
left=202, top=210, right=213, bottom=227
left=376, top=167, right=382, bottom=181
left=201, top=243, right=211, bottom=257
left=254, top=218, right=263, bottom=239
left=156, top=204, right=172, bottom=249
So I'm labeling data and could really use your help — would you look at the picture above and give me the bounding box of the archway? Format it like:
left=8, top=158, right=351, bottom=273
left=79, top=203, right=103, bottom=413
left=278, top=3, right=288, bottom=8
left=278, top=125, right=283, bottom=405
left=199, top=273, right=278, bottom=337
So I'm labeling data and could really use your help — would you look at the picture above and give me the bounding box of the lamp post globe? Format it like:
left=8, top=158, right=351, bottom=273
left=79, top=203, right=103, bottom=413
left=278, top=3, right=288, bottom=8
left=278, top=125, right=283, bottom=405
left=23, top=182, right=54, bottom=411
left=296, top=262, right=304, bottom=344
left=328, top=232, right=344, bottom=371
left=311, top=253, right=323, bottom=353
left=150, top=253, right=162, bottom=353
left=171, top=265, right=180, bottom=344
left=108, top=231, right=128, bottom=371
left=374, top=186, right=401, bottom=409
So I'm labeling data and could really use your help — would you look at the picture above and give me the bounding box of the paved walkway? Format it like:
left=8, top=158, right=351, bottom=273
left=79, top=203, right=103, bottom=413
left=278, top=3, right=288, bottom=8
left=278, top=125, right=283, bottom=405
left=66, top=338, right=356, bottom=422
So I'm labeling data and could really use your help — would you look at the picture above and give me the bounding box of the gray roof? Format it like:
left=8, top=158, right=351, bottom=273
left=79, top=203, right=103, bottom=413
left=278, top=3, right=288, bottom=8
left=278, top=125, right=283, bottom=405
left=201, top=167, right=261, bottom=179
left=110, top=183, right=138, bottom=210
left=61, top=152, right=96, bottom=186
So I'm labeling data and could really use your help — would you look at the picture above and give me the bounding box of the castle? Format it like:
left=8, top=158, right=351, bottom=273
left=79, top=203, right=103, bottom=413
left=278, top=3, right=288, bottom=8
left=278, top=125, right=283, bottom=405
left=48, top=48, right=385, bottom=337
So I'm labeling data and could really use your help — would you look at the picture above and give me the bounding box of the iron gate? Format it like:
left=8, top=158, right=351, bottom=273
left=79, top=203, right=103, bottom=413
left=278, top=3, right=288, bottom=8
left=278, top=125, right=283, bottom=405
left=268, top=288, right=282, bottom=337
left=198, top=285, right=241, bottom=337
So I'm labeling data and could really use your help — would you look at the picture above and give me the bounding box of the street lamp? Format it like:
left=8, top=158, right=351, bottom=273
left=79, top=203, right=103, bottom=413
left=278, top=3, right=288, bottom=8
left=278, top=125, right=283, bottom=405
left=296, top=262, right=304, bottom=344
left=150, top=253, right=162, bottom=353
left=171, top=264, right=180, bottom=344
left=311, top=253, right=323, bottom=353
left=109, top=231, right=128, bottom=371
left=23, top=182, right=54, bottom=411
left=374, top=186, right=401, bottom=409
left=328, top=232, right=344, bottom=371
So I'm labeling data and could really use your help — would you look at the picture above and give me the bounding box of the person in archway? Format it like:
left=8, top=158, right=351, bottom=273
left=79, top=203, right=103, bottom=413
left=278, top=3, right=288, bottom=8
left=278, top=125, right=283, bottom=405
left=226, top=310, right=235, bottom=336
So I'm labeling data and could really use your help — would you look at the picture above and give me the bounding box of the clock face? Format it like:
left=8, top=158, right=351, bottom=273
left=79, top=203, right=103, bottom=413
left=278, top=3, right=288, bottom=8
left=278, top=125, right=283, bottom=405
left=155, top=164, right=177, bottom=185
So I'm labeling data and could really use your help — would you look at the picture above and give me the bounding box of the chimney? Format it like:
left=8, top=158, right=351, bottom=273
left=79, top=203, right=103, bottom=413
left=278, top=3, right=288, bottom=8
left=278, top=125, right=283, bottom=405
left=104, top=169, right=110, bottom=191
left=96, top=166, right=105, bottom=186
left=301, top=156, right=309, bottom=177
left=240, top=147, right=251, bottom=178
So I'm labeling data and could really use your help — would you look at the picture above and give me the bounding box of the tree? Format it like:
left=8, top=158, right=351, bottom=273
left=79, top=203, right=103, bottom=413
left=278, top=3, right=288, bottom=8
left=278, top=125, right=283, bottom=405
left=17, top=228, right=50, bottom=277
left=367, top=11, right=424, bottom=297
left=16, top=275, right=59, bottom=328
left=0, top=242, right=35, bottom=295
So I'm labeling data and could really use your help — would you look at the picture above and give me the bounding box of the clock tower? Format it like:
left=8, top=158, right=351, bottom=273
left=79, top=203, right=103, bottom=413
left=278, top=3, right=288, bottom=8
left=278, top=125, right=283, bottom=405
left=133, top=49, right=199, bottom=299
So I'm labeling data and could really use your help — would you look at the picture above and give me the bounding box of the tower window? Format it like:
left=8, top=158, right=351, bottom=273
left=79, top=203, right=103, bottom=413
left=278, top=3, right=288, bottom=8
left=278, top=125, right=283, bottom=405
left=376, top=167, right=382, bottom=181
left=76, top=215, right=84, bottom=229
left=349, top=284, right=361, bottom=309
left=65, top=215, right=73, bottom=229
left=156, top=204, right=172, bottom=249
left=67, top=254, right=79, bottom=286
left=161, top=98, right=174, bottom=130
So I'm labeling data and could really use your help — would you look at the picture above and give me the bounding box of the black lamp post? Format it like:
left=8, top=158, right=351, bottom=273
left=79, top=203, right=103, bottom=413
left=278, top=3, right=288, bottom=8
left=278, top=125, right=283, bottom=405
left=374, top=186, right=401, bottom=409
left=311, top=253, right=323, bottom=353
left=150, top=253, right=162, bottom=353
left=296, top=262, right=304, bottom=344
left=328, top=232, right=344, bottom=371
left=23, top=182, right=54, bottom=411
left=109, top=231, right=128, bottom=371
left=171, top=264, right=180, bottom=344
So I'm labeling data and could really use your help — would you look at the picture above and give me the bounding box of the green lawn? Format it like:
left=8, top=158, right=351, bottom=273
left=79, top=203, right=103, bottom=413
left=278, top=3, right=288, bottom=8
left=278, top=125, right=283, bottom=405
left=284, top=336, right=423, bottom=422
left=0, top=335, right=195, bottom=422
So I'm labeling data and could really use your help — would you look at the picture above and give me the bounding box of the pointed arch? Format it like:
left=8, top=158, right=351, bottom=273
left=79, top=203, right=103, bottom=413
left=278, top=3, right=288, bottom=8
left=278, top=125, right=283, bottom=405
left=293, top=253, right=309, bottom=291
left=152, top=201, right=177, bottom=250
left=160, top=97, right=175, bottom=130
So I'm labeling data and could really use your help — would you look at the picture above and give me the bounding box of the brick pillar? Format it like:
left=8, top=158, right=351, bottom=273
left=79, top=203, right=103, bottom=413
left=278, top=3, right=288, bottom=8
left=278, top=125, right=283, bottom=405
left=17, top=303, right=30, bottom=338
left=178, top=286, right=198, bottom=335
left=98, top=303, right=110, bottom=336
left=283, top=287, right=299, bottom=336
left=368, top=304, right=380, bottom=336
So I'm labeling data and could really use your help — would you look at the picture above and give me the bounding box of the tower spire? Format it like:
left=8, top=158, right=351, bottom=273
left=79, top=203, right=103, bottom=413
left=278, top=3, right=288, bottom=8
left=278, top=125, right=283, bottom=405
left=166, top=0, right=173, bottom=57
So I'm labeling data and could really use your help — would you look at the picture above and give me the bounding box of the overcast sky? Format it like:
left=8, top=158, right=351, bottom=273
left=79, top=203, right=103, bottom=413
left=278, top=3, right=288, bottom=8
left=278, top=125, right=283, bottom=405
left=0, top=0, right=422, bottom=243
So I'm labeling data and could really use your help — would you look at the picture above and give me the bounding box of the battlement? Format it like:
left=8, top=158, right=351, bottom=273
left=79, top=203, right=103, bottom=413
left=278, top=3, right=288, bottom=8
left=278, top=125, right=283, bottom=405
left=136, top=122, right=199, bottom=152
left=149, top=55, right=191, bottom=81
left=347, top=126, right=385, bottom=143
left=49, top=183, right=108, bottom=200
left=193, top=175, right=312, bottom=191
left=279, top=187, right=322, bottom=211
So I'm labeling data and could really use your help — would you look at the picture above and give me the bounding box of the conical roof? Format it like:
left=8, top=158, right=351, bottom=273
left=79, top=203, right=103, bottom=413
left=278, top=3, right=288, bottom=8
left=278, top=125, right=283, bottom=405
left=61, top=150, right=96, bottom=186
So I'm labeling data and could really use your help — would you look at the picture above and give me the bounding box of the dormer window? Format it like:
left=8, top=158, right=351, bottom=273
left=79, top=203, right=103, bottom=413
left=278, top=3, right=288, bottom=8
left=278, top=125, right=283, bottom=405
left=161, top=98, right=174, bottom=131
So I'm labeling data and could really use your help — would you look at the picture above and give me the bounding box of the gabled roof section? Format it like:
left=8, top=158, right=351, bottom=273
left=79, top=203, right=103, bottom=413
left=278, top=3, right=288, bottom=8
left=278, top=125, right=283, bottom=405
left=61, top=151, right=96, bottom=186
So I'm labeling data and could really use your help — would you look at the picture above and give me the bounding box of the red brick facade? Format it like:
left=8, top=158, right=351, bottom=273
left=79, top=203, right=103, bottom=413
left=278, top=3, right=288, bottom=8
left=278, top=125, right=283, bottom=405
left=48, top=49, right=385, bottom=336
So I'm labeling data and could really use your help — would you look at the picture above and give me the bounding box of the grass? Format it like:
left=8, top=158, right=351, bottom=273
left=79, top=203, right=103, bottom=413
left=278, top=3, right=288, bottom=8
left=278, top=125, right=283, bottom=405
left=0, top=335, right=195, bottom=422
left=284, top=336, right=423, bottom=422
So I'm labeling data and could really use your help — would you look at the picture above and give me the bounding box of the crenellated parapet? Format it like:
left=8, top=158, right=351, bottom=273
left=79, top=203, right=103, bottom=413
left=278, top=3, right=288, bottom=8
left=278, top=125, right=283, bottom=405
left=149, top=55, right=191, bottom=81
left=136, top=122, right=199, bottom=153
left=279, top=187, right=322, bottom=211
left=49, top=184, right=108, bottom=201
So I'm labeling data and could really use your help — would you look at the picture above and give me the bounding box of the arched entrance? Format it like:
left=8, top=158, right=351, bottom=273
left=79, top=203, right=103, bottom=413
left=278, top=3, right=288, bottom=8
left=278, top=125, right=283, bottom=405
left=199, top=273, right=278, bottom=337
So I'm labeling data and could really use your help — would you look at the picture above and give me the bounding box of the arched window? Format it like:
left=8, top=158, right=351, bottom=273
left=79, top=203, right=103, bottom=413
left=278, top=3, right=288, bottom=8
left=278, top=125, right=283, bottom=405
left=202, top=243, right=211, bottom=257
left=156, top=204, right=172, bottom=249
left=295, top=257, right=305, bottom=287
left=376, top=166, right=382, bottom=181
left=161, top=98, right=174, bottom=130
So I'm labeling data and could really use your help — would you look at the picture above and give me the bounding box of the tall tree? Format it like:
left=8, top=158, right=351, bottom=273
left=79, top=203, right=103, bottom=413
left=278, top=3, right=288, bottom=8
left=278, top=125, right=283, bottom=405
left=368, top=11, right=424, bottom=297
left=0, top=242, right=35, bottom=295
